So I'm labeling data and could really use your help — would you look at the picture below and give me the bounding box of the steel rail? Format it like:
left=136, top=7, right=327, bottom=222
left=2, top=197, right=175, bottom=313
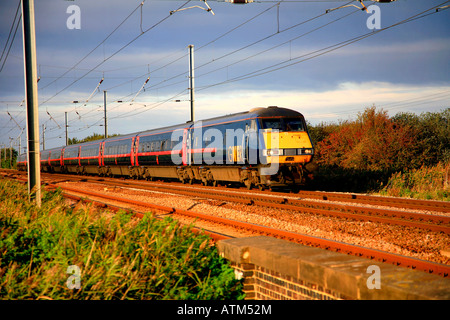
left=296, top=190, right=450, bottom=213
left=3, top=169, right=449, bottom=212
left=47, top=182, right=450, bottom=278
left=58, top=190, right=231, bottom=242
left=2, top=170, right=449, bottom=233
left=58, top=175, right=449, bottom=234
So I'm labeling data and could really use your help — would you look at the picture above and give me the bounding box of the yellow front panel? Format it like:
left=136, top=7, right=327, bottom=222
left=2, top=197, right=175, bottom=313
left=264, top=131, right=312, bottom=149
left=263, top=131, right=313, bottom=164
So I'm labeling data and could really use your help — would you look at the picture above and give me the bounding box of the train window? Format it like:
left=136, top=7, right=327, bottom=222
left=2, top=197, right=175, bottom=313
left=262, top=119, right=282, bottom=130
left=51, top=151, right=61, bottom=159
left=285, top=118, right=305, bottom=132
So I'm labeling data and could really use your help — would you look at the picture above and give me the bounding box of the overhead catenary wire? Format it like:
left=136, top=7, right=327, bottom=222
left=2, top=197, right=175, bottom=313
left=100, top=2, right=334, bottom=107
left=29, top=0, right=193, bottom=138
left=119, top=0, right=448, bottom=121
left=124, top=0, right=356, bottom=97
left=3, top=1, right=448, bottom=148
left=0, top=1, right=22, bottom=73
left=39, top=1, right=148, bottom=92
left=42, top=0, right=450, bottom=131
left=102, top=1, right=280, bottom=94
left=2, top=0, right=336, bottom=132
left=40, top=0, right=193, bottom=107
left=196, top=1, right=450, bottom=92
left=0, top=1, right=21, bottom=63
left=195, top=7, right=358, bottom=80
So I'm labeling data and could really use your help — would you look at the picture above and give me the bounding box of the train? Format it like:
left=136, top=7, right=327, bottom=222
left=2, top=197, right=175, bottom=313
left=17, top=106, right=316, bottom=190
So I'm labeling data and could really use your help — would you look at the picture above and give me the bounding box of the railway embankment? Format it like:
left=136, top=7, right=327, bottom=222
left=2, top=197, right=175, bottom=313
left=1, top=169, right=449, bottom=300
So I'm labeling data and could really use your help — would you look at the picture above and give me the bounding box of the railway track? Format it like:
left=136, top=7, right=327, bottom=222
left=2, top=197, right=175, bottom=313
left=5, top=169, right=449, bottom=214
left=48, top=182, right=450, bottom=278
left=29, top=172, right=450, bottom=234
left=296, top=190, right=450, bottom=213
left=2, top=169, right=450, bottom=277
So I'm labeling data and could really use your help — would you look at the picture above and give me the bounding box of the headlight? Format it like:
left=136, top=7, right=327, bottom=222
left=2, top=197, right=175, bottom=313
left=263, top=149, right=283, bottom=156
left=297, top=148, right=313, bottom=155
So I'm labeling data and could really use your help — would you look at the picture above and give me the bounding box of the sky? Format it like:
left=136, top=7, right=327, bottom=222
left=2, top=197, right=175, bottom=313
left=0, top=0, right=449, bottom=151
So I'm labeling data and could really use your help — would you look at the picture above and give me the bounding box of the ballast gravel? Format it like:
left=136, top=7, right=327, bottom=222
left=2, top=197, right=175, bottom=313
left=59, top=181, right=450, bottom=266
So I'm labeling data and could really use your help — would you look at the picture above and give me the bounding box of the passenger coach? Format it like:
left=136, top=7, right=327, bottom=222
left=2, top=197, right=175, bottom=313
left=17, top=106, right=316, bottom=189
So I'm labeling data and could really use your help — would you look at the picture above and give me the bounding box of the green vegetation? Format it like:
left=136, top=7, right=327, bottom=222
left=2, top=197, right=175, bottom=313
left=0, top=133, right=118, bottom=169
left=68, top=132, right=119, bottom=145
left=379, top=163, right=449, bottom=201
left=0, top=148, right=17, bottom=169
left=308, top=107, right=450, bottom=200
left=0, top=179, right=244, bottom=300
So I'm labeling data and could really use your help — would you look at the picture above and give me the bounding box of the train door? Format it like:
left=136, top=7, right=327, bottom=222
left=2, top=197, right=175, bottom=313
left=100, top=141, right=105, bottom=166
left=133, top=136, right=139, bottom=167
left=243, top=119, right=258, bottom=165
left=182, top=127, right=193, bottom=166
left=60, top=149, right=64, bottom=167
left=242, top=129, right=249, bottom=164
left=130, top=137, right=136, bottom=167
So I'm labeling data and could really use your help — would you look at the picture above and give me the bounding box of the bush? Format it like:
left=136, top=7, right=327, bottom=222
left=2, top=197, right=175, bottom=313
left=307, top=107, right=450, bottom=197
left=379, top=163, right=450, bottom=201
left=0, top=179, right=244, bottom=300
left=314, top=107, right=415, bottom=172
left=392, top=109, right=450, bottom=167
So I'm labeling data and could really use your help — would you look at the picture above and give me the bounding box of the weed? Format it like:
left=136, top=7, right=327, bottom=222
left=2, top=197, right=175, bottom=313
left=0, top=179, right=244, bottom=300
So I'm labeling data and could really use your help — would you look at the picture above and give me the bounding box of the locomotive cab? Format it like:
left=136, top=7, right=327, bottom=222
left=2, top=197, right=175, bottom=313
left=257, top=107, right=315, bottom=187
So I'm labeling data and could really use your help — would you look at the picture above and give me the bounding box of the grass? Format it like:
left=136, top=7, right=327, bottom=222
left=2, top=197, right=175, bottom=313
left=307, top=163, right=450, bottom=201
left=0, top=178, right=244, bottom=300
left=378, top=163, right=450, bottom=201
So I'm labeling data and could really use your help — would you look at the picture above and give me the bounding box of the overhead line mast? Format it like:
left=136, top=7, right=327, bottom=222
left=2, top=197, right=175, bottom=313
left=21, top=0, right=41, bottom=207
left=189, top=45, right=195, bottom=123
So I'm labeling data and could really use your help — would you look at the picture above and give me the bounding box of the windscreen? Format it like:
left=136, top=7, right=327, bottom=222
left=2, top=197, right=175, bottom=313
left=261, top=119, right=282, bottom=130
left=284, top=118, right=305, bottom=131
left=261, top=117, right=305, bottom=132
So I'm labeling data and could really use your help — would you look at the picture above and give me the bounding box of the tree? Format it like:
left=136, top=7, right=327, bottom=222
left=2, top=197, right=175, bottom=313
left=0, top=148, right=18, bottom=169
left=393, top=108, right=450, bottom=167
left=68, top=133, right=119, bottom=145
left=315, top=106, right=416, bottom=172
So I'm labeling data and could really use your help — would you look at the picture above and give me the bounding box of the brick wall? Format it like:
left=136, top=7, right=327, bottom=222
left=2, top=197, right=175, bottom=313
left=217, top=236, right=450, bottom=300
left=230, top=262, right=346, bottom=300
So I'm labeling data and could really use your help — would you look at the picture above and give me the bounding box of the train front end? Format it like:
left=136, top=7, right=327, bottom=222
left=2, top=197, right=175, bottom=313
left=257, top=107, right=316, bottom=188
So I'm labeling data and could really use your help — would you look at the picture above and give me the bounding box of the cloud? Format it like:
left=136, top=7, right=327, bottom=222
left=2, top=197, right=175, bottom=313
left=40, top=80, right=450, bottom=134
left=191, top=81, right=450, bottom=124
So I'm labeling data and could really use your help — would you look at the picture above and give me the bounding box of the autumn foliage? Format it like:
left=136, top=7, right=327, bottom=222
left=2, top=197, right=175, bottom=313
left=307, top=106, right=450, bottom=196
left=314, top=107, right=415, bottom=171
